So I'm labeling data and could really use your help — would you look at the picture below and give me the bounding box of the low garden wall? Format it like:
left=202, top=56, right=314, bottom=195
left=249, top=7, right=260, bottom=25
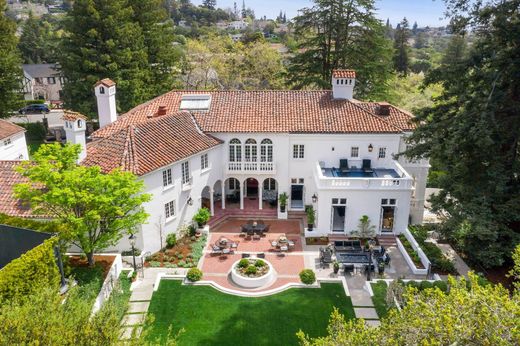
left=396, top=228, right=431, bottom=275
left=91, top=253, right=122, bottom=313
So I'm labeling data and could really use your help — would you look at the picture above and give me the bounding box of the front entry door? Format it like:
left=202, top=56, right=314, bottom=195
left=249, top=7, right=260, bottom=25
left=290, top=185, right=304, bottom=209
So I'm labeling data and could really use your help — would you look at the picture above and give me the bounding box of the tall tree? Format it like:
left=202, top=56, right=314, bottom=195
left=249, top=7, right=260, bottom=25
left=60, top=0, right=150, bottom=117
left=18, top=13, right=60, bottom=64
left=287, top=0, right=394, bottom=100
left=405, top=0, right=520, bottom=267
left=412, top=20, right=418, bottom=35
left=0, top=0, right=23, bottom=118
left=384, top=18, right=393, bottom=39
left=15, top=143, right=151, bottom=267
left=393, top=17, right=410, bottom=75
left=202, top=0, right=216, bottom=10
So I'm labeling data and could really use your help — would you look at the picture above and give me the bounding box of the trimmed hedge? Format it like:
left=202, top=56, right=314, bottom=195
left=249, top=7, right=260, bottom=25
left=0, top=238, right=60, bottom=302
left=187, top=268, right=203, bottom=282
left=299, top=269, right=316, bottom=285
left=0, top=214, right=63, bottom=234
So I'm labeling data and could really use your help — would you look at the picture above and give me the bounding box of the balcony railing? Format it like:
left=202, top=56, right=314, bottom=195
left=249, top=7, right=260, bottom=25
left=227, top=161, right=276, bottom=174
left=314, top=161, right=413, bottom=190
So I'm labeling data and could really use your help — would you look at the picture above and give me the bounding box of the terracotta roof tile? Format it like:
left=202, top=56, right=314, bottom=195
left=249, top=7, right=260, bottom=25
left=355, top=102, right=416, bottom=131
left=92, top=90, right=409, bottom=139
left=84, top=112, right=222, bottom=175
left=0, top=119, right=25, bottom=140
left=62, top=110, right=88, bottom=121
left=332, top=69, right=356, bottom=78
left=94, top=78, right=116, bottom=88
left=0, top=161, right=35, bottom=218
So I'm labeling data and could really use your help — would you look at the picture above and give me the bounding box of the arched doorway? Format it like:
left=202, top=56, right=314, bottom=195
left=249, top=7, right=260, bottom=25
left=201, top=186, right=211, bottom=211
left=224, top=177, right=241, bottom=209
left=243, top=178, right=260, bottom=209
left=262, top=178, right=278, bottom=209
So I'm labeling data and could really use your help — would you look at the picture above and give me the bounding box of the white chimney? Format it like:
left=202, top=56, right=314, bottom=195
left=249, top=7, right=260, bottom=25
left=94, top=78, right=117, bottom=128
left=332, top=69, right=356, bottom=100
left=62, top=111, right=87, bottom=162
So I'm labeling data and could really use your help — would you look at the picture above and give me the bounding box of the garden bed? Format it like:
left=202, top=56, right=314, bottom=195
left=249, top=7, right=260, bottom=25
left=397, top=234, right=425, bottom=269
left=145, top=235, right=206, bottom=268
left=305, top=237, right=329, bottom=246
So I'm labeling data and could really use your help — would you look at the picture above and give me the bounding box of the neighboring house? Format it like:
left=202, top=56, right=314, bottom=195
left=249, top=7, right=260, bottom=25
left=22, top=63, right=64, bottom=101
left=77, top=70, right=429, bottom=254
left=228, top=20, right=249, bottom=30
left=0, top=120, right=29, bottom=161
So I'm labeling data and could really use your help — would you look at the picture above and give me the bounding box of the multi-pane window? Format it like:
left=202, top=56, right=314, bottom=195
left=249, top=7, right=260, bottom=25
left=351, top=147, right=359, bottom=157
left=229, top=138, right=241, bottom=162
left=228, top=178, right=238, bottom=190
left=332, top=198, right=347, bottom=205
left=47, top=77, right=56, bottom=84
left=181, top=161, right=190, bottom=185
left=263, top=178, right=276, bottom=190
left=381, top=199, right=396, bottom=206
left=162, top=168, right=173, bottom=187
left=245, top=139, right=257, bottom=162
left=3, top=138, right=12, bottom=146
left=164, top=200, right=176, bottom=219
left=201, top=153, right=208, bottom=170
left=378, top=147, right=386, bottom=159
left=293, top=144, right=304, bottom=159
left=260, top=139, right=273, bottom=162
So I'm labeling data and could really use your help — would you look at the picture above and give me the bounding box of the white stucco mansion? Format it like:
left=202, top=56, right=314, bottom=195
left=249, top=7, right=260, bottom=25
left=64, top=71, right=429, bottom=254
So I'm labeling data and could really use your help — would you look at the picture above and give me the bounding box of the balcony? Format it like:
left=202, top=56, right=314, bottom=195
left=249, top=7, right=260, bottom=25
left=226, top=161, right=276, bottom=174
left=314, top=160, right=413, bottom=190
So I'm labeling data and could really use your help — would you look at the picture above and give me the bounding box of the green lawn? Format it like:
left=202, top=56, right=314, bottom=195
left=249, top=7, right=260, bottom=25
left=146, top=281, right=355, bottom=345
left=371, top=282, right=389, bottom=318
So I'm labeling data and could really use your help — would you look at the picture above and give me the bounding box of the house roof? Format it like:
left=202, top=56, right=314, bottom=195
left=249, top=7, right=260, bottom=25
left=83, top=112, right=222, bottom=175
left=0, top=161, right=35, bottom=218
left=22, top=64, right=60, bottom=79
left=95, top=78, right=116, bottom=88
left=355, top=101, right=416, bottom=132
left=62, top=110, right=87, bottom=122
left=0, top=119, right=25, bottom=140
left=92, top=90, right=414, bottom=139
left=332, top=69, right=356, bottom=79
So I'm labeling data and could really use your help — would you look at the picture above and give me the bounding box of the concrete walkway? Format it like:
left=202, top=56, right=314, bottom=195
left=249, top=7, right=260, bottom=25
left=346, top=275, right=381, bottom=327
left=435, top=242, right=471, bottom=277
left=120, top=268, right=186, bottom=339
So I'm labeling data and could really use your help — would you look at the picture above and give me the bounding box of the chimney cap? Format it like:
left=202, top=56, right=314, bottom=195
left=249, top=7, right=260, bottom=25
left=332, top=69, right=356, bottom=79
left=155, top=105, right=168, bottom=117
left=375, top=102, right=391, bottom=116
left=94, top=78, right=116, bottom=88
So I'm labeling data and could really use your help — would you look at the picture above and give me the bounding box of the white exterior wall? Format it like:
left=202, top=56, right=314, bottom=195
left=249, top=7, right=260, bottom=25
left=0, top=132, right=29, bottom=160
left=95, top=85, right=118, bottom=128
left=119, top=145, right=225, bottom=254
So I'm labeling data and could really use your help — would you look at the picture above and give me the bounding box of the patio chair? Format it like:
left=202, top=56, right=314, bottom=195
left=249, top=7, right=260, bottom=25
left=257, top=253, right=265, bottom=259
left=264, top=225, right=270, bottom=233
left=383, top=254, right=391, bottom=265
left=339, top=159, right=350, bottom=173
left=320, top=249, right=333, bottom=267
left=242, top=253, right=250, bottom=258
left=247, top=219, right=254, bottom=225
left=343, top=264, right=354, bottom=275
left=362, top=159, right=374, bottom=173
left=257, top=220, right=265, bottom=225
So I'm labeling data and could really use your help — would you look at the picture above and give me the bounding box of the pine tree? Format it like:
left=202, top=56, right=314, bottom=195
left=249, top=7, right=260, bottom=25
left=18, top=13, right=58, bottom=64
left=393, top=18, right=410, bottom=75
left=287, top=0, right=394, bottom=100
left=241, top=0, right=246, bottom=19
left=0, top=0, right=23, bottom=118
left=283, top=11, right=286, bottom=23
left=384, top=18, right=393, bottom=39
left=412, top=21, right=418, bottom=35
left=202, top=0, right=216, bottom=10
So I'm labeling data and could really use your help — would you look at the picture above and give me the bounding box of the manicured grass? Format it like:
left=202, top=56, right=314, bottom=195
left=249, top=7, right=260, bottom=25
left=146, top=281, right=355, bottom=345
left=371, top=282, right=389, bottom=318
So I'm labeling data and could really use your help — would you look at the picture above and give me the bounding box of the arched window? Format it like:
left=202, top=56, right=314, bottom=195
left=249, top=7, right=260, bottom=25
left=229, top=138, right=241, bottom=162
left=77, top=119, right=83, bottom=128
left=260, top=139, right=273, bottom=162
left=99, top=86, right=105, bottom=94
left=245, top=139, right=257, bottom=162
left=263, top=178, right=277, bottom=191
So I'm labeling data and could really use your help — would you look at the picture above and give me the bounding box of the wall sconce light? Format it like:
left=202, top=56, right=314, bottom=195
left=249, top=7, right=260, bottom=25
left=187, top=197, right=193, bottom=206
left=312, top=194, right=318, bottom=203
left=368, top=144, right=374, bottom=152
left=332, top=147, right=335, bottom=151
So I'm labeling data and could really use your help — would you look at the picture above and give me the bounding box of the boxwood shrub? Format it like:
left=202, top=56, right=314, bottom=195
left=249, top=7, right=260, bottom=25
left=299, top=269, right=316, bottom=285
left=187, top=268, right=203, bottom=282
left=420, top=280, right=434, bottom=290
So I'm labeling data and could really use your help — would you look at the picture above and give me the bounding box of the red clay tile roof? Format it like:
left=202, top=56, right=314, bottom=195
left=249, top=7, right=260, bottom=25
left=84, top=112, right=222, bottom=175
left=95, top=78, right=116, bottom=88
left=0, top=161, right=35, bottom=218
left=92, top=90, right=410, bottom=139
left=62, top=110, right=87, bottom=121
left=0, top=119, right=25, bottom=140
left=355, top=102, right=416, bottom=131
left=332, top=69, right=356, bottom=78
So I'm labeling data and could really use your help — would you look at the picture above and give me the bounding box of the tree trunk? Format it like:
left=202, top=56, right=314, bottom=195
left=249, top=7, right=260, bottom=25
left=87, top=252, right=95, bottom=267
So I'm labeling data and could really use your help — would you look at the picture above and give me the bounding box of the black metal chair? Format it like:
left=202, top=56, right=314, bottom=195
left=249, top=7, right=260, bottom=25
left=257, top=253, right=265, bottom=259
left=362, top=159, right=374, bottom=173
left=242, top=253, right=250, bottom=258
left=343, top=264, right=354, bottom=275
left=339, top=159, right=349, bottom=173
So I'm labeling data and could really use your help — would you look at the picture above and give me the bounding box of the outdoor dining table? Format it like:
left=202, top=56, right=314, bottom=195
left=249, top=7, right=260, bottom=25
left=242, top=223, right=268, bottom=234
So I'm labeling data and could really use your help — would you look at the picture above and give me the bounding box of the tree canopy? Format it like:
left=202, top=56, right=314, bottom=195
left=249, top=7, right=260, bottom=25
left=405, top=0, right=520, bottom=267
left=287, top=0, right=394, bottom=100
left=14, top=143, right=151, bottom=266
left=393, top=17, right=410, bottom=75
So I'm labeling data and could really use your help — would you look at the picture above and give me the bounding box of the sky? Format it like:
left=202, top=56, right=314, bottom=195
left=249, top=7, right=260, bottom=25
left=192, top=0, right=449, bottom=27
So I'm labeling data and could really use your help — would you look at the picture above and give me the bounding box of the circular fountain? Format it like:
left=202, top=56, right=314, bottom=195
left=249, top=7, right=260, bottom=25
left=230, top=258, right=276, bottom=288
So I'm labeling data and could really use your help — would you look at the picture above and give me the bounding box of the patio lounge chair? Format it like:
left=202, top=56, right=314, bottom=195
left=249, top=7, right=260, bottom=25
left=242, top=253, right=250, bottom=258
left=339, top=159, right=350, bottom=173
left=320, top=248, right=333, bottom=267
left=362, top=159, right=374, bottom=174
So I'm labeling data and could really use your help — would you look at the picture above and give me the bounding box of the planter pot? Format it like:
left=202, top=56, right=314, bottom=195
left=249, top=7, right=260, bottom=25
left=280, top=205, right=286, bottom=213
left=307, top=224, right=314, bottom=231
left=333, top=267, right=340, bottom=274
left=378, top=265, right=385, bottom=274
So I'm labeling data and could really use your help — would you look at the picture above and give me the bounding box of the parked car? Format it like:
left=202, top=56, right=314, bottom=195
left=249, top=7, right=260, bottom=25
left=19, top=104, right=50, bottom=114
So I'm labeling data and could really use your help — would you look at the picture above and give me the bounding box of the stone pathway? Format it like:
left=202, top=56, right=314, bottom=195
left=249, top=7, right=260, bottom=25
left=120, top=268, right=186, bottom=339
left=346, top=275, right=381, bottom=327
left=435, top=242, right=471, bottom=277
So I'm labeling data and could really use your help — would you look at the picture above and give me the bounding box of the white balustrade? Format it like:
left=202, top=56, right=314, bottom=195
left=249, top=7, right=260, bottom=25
left=227, top=161, right=276, bottom=174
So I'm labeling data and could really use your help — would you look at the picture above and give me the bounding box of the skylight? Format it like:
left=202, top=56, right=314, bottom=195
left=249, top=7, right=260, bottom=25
left=179, top=94, right=211, bottom=111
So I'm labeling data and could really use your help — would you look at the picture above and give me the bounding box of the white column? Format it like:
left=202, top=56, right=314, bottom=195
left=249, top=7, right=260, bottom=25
left=210, top=187, right=214, bottom=216
left=240, top=180, right=244, bottom=210
left=221, top=180, right=226, bottom=209
left=259, top=182, right=263, bottom=210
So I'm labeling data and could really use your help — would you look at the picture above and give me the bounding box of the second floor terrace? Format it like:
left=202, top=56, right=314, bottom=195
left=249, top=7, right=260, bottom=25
left=314, top=159, right=414, bottom=190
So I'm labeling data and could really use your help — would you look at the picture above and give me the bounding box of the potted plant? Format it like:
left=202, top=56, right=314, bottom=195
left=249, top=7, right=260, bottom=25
left=306, top=206, right=316, bottom=231
left=131, top=271, right=137, bottom=282
left=333, top=261, right=340, bottom=274
left=193, top=207, right=211, bottom=228
left=378, top=261, right=385, bottom=275
left=278, top=192, right=288, bottom=213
